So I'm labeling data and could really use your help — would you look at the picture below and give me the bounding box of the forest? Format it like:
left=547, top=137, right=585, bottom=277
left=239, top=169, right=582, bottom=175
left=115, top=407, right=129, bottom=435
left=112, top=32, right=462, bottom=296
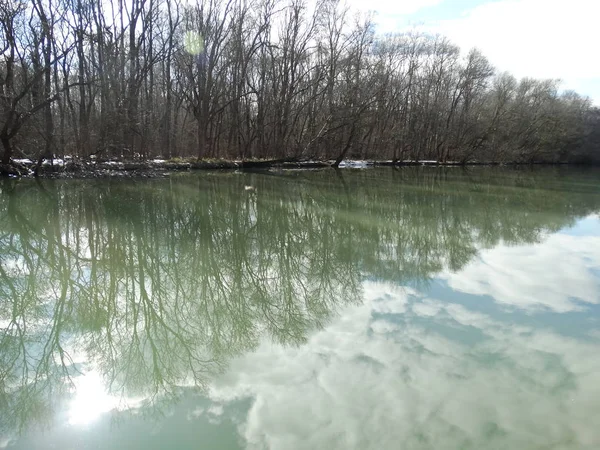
left=1, top=0, right=599, bottom=171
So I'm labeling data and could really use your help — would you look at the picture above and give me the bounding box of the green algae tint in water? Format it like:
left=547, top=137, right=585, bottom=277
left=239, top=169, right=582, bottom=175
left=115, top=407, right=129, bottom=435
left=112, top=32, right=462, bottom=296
left=1, top=167, right=600, bottom=450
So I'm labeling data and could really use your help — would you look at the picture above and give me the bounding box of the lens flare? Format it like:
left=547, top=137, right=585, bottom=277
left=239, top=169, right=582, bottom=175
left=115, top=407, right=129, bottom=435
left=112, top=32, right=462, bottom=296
left=184, top=31, right=204, bottom=55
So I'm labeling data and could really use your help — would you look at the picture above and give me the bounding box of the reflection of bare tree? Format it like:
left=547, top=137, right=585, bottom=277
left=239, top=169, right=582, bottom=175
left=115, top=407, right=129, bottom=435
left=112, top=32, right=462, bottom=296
left=1, top=168, right=599, bottom=434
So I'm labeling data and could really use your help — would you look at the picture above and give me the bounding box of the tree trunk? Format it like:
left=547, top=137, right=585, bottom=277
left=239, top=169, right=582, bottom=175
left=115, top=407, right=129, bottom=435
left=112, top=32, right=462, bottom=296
left=332, top=124, right=357, bottom=168
left=1, top=135, right=13, bottom=165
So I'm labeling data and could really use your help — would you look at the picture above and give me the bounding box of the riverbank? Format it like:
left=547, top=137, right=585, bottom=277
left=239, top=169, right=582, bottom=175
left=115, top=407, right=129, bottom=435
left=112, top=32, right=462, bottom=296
left=1, top=158, right=330, bottom=178
left=0, top=157, right=579, bottom=179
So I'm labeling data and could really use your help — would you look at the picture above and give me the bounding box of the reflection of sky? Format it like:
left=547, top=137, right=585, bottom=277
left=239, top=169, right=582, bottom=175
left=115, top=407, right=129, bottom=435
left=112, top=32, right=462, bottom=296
left=561, top=214, right=600, bottom=237
left=4, top=388, right=243, bottom=450
left=439, top=228, right=600, bottom=314
left=202, top=215, right=600, bottom=449
left=204, top=291, right=600, bottom=449
left=4, top=215, right=600, bottom=449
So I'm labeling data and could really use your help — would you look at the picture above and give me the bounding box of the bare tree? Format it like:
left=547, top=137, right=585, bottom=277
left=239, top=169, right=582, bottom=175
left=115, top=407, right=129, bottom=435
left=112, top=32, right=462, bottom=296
left=1, top=0, right=598, bottom=173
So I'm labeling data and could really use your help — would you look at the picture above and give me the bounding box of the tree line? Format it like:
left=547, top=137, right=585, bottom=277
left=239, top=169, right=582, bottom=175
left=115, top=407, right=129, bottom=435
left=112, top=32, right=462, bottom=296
left=1, top=0, right=599, bottom=169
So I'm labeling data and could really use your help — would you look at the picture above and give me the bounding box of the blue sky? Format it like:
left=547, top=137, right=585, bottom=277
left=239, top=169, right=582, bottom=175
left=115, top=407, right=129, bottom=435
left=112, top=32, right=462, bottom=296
left=347, top=0, right=600, bottom=105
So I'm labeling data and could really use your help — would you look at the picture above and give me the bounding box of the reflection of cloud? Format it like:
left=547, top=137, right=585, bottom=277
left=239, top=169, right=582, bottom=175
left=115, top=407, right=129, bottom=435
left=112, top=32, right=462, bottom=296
left=206, top=404, right=225, bottom=425
left=440, top=233, right=600, bottom=312
left=186, top=406, right=205, bottom=421
left=365, top=280, right=415, bottom=314
left=207, top=279, right=600, bottom=449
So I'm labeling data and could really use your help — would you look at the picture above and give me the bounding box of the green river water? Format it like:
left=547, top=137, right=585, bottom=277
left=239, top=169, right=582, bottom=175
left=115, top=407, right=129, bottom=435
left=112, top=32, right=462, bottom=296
left=1, top=167, right=600, bottom=449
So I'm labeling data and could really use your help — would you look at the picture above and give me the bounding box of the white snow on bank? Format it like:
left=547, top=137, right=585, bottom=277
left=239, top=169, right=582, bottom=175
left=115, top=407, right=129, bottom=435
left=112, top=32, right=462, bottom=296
left=12, top=158, right=65, bottom=166
left=337, top=160, right=372, bottom=168
left=42, top=159, right=64, bottom=166
left=398, top=160, right=444, bottom=164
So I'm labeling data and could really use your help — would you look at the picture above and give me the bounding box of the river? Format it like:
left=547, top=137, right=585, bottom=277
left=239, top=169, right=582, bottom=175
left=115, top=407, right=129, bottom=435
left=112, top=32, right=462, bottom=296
left=1, top=167, right=599, bottom=449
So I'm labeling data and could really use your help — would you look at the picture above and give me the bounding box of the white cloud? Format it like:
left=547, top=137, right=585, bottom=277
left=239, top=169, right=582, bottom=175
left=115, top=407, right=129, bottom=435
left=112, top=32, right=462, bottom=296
left=345, top=0, right=443, bottom=32
left=345, top=0, right=442, bottom=16
left=434, top=0, right=600, bottom=103
left=348, top=0, right=600, bottom=103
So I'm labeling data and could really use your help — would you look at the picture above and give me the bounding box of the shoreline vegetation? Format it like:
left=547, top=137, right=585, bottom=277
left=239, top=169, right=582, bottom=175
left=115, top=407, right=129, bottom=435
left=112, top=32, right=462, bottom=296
left=2, top=0, right=599, bottom=177
left=0, top=157, right=595, bottom=179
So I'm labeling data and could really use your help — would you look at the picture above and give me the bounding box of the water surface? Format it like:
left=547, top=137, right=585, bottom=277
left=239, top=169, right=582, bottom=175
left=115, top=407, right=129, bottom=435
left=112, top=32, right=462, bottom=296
left=1, top=168, right=600, bottom=449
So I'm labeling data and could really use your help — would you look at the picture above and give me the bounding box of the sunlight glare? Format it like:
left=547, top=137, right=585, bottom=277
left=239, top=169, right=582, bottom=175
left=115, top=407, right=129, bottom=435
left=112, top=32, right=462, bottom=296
left=68, top=371, right=119, bottom=426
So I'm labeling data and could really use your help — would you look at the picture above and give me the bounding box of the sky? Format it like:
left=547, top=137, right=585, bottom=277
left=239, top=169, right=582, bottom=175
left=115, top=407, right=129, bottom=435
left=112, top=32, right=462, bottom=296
left=346, top=0, right=600, bottom=105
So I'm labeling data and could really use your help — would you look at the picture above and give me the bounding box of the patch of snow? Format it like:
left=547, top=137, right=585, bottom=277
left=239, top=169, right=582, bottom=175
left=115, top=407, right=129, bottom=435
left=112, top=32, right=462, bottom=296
left=13, top=158, right=32, bottom=164
left=338, top=160, right=372, bottom=168
left=152, top=159, right=167, bottom=164
left=42, top=159, right=64, bottom=166
left=398, top=160, right=441, bottom=164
